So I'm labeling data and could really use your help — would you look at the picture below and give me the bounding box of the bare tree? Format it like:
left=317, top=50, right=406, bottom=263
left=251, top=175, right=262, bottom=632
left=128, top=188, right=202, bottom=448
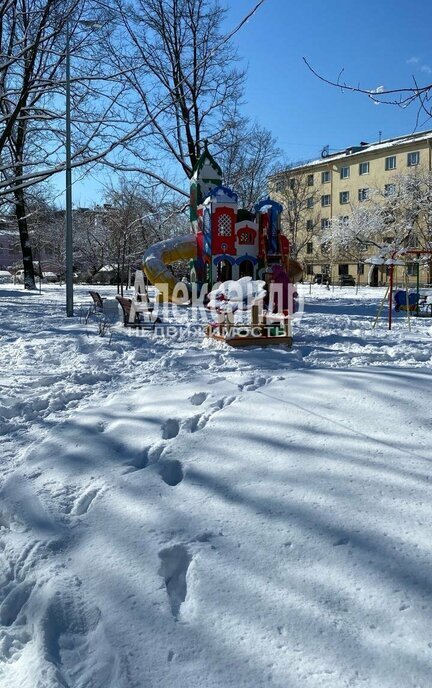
left=71, top=208, right=109, bottom=279
left=303, top=57, right=432, bottom=126
left=102, top=179, right=188, bottom=294
left=271, top=168, right=321, bottom=259
left=0, top=0, right=134, bottom=286
left=219, top=118, right=280, bottom=208
left=104, top=0, right=259, bottom=184
left=322, top=203, right=383, bottom=255
left=321, top=172, right=432, bottom=282
left=0, top=0, right=265, bottom=287
left=22, top=187, right=64, bottom=276
left=375, top=171, right=432, bottom=252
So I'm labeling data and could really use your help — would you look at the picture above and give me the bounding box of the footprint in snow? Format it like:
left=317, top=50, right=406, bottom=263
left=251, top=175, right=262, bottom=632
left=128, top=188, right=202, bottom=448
left=161, top=418, right=180, bottom=440
left=158, top=460, right=184, bottom=487
left=239, top=376, right=268, bottom=392
left=0, top=580, right=35, bottom=626
left=158, top=545, right=192, bottom=619
left=211, top=395, right=236, bottom=410
left=189, top=392, right=208, bottom=406
left=128, top=442, right=166, bottom=471
left=40, top=582, right=121, bottom=686
left=181, top=413, right=202, bottom=433
left=71, top=487, right=100, bottom=516
left=183, top=396, right=236, bottom=434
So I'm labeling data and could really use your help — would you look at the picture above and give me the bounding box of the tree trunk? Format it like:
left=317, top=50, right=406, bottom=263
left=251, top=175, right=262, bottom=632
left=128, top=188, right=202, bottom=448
left=14, top=183, right=36, bottom=290
left=116, top=257, right=121, bottom=294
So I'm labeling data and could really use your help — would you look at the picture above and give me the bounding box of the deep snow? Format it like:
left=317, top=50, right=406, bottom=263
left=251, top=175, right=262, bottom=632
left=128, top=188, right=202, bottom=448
left=1, top=283, right=432, bottom=687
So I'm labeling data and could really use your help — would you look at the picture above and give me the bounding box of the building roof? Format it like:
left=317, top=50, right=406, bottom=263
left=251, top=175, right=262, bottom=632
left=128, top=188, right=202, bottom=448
left=270, top=129, right=432, bottom=177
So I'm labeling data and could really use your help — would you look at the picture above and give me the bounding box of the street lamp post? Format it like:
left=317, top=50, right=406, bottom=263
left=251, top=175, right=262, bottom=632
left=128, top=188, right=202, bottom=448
left=65, top=19, right=73, bottom=316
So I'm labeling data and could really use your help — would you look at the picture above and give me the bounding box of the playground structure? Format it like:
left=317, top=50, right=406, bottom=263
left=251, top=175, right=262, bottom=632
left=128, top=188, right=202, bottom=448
left=142, top=143, right=302, bottom=302
left=202, top=275, right=294, bottom=347
left=205, top=303, right=292, bottom=348
left=372, top=248, right=432, bottom=330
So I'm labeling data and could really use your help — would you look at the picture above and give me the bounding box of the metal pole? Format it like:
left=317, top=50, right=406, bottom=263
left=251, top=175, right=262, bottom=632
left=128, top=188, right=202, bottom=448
left=416, top=255, right=420, bottom=317
left=372, top=285, right=389, bottom=329
left=404, top=265, right=411, bottom=332
left=65, top=19, right=73, bottom=316
left=388, top=262, right=394, bottom=330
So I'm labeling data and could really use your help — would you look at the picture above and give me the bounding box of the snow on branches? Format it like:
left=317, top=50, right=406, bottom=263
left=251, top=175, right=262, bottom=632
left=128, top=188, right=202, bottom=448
left=321, top=170, right=432, bottom=261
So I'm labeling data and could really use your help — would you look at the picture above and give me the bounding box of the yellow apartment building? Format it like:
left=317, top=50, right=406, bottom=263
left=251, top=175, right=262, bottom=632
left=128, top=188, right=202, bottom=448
left=269, top=130, right=432, bottom=286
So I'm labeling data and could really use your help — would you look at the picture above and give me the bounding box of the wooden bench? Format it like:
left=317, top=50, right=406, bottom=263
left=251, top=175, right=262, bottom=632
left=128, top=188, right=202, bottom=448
left=115, top=296, right=156, bottom=331
left=89, top=290, right=105, bottom=312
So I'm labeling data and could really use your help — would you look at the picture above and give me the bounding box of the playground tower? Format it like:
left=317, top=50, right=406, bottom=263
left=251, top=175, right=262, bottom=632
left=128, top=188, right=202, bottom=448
left=190, top=143, right=290, bottom=288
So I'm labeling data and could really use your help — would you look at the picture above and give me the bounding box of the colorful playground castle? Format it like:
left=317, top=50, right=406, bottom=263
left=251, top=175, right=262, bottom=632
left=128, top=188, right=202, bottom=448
left=142, top=142, right=301, bottom=300
left=190, top=143, right=290, bottom=289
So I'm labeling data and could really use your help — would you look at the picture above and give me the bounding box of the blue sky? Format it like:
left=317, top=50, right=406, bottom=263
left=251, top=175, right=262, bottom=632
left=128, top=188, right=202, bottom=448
left=227, top=0, right=432, bottom=162
left=67, top=0, right=432, bottom=206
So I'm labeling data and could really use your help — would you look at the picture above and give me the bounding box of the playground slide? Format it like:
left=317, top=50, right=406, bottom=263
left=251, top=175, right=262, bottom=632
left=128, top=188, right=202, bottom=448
left=142, top=234, right=196, bottom=302
left=142, top=234, right=303, bottom=303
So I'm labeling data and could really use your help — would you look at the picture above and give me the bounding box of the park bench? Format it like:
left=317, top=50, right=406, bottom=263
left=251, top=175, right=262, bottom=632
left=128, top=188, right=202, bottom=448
left=115, top=296, right=157, bottom=331
left=89, top=290, right=105, bottom=312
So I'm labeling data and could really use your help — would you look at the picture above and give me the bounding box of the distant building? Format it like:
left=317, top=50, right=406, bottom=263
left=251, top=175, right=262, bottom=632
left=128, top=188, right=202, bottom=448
left=269, top=129, right=432, bottom=285
left=0, top=206, right=112, bottom=275
left=0, top=217, right=20, bottom=269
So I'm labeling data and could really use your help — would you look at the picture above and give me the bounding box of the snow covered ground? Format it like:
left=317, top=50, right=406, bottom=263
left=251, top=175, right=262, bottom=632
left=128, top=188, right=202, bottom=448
left=1, top=282, right=432, bottom=687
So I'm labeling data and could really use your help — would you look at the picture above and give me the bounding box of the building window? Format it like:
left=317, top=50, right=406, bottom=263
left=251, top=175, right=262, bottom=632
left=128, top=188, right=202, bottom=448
left=358, top=188, right=369, bottom=202
left=357, top=263, right=365, bottom=275
left=321, top=218, right=331, bottom=230
left=321, top=170, right=331, bottom=183
left=385, top=155, right=396, bottom=171
left=306, top=219, right=313, bottom=230
left=321, top=242, right=331, bottom=255
left=340, top=215, right=349, bottom=225
left=339, top=191, right=350, bottom=204
left=307, top=196, right=314, bottom=209
left=306, top=264, right=314, bottom=275
left=217, top=214, right=232, bottom=236
left=384, top=183, right=396, bottom=197
left=406, top=263, right=417, bottom=276
left=407, top=151, right=420, bottom=167
left=340, top=166, right=350, bottom=179
left=289, top=177, right=295, bottom=189
left=321, top=194, right=331, bottom=207
left=307, top=174, right=314, bottom=186
left=306, top=242, right=313, bottom=254
left=338, top=264, right=349, bottom=276
left=359, top=161, right=370, bottom=175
